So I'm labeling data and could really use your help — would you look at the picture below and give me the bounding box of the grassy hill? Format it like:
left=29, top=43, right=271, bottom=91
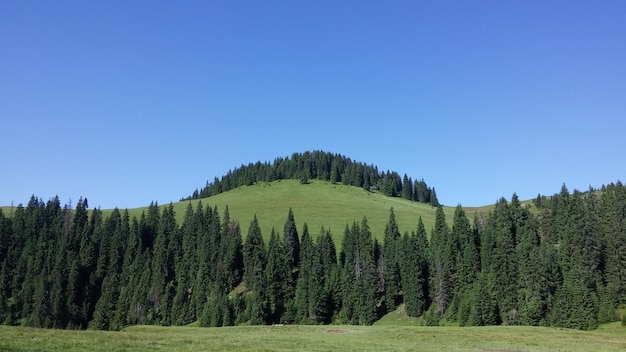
left=103, top=179, right=494, bottom=243
left=2, top=179, right=495, bottom=244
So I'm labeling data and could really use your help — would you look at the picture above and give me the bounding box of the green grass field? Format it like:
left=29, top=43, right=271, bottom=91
left=101, top=180, right=496, bottom=243
left=1, top=323, right=624, bottom=352
left=2, top=180, right=496, bottom=244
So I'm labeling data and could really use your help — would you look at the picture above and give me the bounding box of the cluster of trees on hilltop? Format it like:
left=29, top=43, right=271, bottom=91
left=0, top=183, right=625, bottom=330
left=183, top=151, right=439, bottom=206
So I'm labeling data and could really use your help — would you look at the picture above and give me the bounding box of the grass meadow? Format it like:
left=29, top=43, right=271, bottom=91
left=4, top=180, right=497, bottom=245
left=1, top=322, right=624, bottom=352
left=103, top=180, right=482, bottom=244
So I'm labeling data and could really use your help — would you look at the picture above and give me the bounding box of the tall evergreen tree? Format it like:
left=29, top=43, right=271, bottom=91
left=399, top=217, right=429, bottom=317
left=294, top=223, right=313, bottom=323
left=283, top=208, right=300, bottom=270
left=382, top=207, right=402, bottom=311
left=602, top=183, right=626, bottom=306
left=149, top=204, right=177, bottom=324
left=265, top=228, right=292, bottom=323
left=515, top=213, right=546, bottom=325
left=243, top=215, right=268, bottom=324
left=170, top=203, right=197, bottom=325
left=340, top=218, right=378, bottom=325
left=482, top=198, right=518, bottom=324
left=429, top=206, right=455, bottom=316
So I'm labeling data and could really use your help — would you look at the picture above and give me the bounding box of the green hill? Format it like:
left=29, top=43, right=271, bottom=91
left=0, top=179, right=497, bottom=244
left=110, top=179, right=485, bottom=243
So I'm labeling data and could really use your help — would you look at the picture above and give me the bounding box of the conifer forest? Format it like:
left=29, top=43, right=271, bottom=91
left=0, top=152, right=625, bottom=331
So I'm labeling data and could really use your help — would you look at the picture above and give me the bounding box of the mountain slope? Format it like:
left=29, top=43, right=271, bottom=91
left=120, top=179, right=466, bottom=243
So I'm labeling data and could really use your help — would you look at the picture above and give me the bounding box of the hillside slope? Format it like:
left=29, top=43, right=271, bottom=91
left=118, top=179, right=475, bottom=242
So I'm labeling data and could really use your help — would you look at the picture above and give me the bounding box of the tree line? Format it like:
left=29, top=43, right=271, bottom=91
left=183, top=150, right=439, bottom=206
left=0, top=182, right=625, bottom=330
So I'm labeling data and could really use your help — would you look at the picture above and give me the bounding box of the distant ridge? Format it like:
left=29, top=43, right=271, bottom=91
left=183, top=150, right=439, bottom=206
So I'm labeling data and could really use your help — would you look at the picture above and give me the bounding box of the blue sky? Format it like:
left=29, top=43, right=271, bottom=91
left=1, top=0, right=625, bottom=209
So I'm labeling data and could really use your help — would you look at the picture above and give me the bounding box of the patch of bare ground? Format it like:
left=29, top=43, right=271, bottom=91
left=321, top=329, right=353, bottom=334
left=483, top=350, right=539, bottom=352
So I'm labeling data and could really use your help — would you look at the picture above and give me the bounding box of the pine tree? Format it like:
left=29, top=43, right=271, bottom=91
left=549, top=272, right=598, bottom=330
left=483, top=198, right=518, bottom=324
left=430, top=206, right=455, bottom=316
left=294, top=223, right=313, bottom=323
left=150, top=204, right=177, bottom=324
left=217, top=216, right=244, bottom=293
left=467, top=273, right=499, bottom=326
left=356, top=217, right=378, bottom=324
left=515, top=213, right=546, bottom=325
left=382, top=207, right=402, bottom=311
left=283, top=208, right=300, bottom=269
left=602, top=183, right=626, bottom=306
left=402, top=174, right=412, bottom=200
left=399, top=217, right=429, bottom=317
left=453, top=205, right=478, bottom=292
left=339, top=218, right=378, bottom=325
left=170, top=203, right=196, bottom=325
left=265, top=228, right=292, bottom=323
left=243, top=215, right=268, bottom=324
left=318, top=229, right=340, bottom=322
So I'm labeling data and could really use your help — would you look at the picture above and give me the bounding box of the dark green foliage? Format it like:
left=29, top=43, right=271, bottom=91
left=243, top=216, right=266, bottom=290
left=382, top=208, right=402, bottom=311
left=216, top=216, right=244, bottom=293
left=429, top=206, right=455, bottom=316
left=515, top=214, right=547, bottom=326
left=453, top=206, right=479, bottom=292
left=467, top=273, right=499, bottom=326
left=402, top=174, right=413, bottom=200
left=602, top=183, right=626, bottom=306
left=482, top=198, right=518, bottom=324
left=294, top=224, right=313, bottom=323
left=339, top=218, right=378, bottom=325
left=184, top=151, right=437, bottom=206
left=283, top=208, right=300, bottom=269
left=2, top=181, right=626, bottom=331
left=243, top=216, right=269, bottom=324
left=548, top=273, right=598, bottom=330
left=399, top=217, right=429, bottom=317
left=150, top=204, right=178, bottom=325
left=265, top=229, right=292, bottom=323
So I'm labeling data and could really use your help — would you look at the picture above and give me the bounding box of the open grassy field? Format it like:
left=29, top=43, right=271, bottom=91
left=3, top=179, right=497, bottom=244
left=103, top=180, right=487, bottom=243
left=0, top=323, right=624, bottom=352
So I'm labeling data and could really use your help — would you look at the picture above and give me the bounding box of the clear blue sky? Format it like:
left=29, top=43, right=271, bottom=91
left=1, top=1, right=625, bottom=209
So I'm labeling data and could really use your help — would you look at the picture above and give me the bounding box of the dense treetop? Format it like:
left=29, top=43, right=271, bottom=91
left=183, top=151, right=439, bottom=206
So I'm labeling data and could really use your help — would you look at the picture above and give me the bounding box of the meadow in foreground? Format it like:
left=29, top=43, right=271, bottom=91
left=1, top=323, right=625, bottom=352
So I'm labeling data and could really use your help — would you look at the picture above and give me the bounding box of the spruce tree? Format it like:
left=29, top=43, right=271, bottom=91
left=602, top=183, right=626, bottom=306
left=515, top=213, right=546, bottom=325
left=400, top=217, right=429, bottom=317
left=453, top=205, right=478, bottom=292
left=382, top=207, right=402, bottom=311
left=483, top=198, right=518, bottom=324
left=171, top=203, right=196, bottom=325
left=294, top=223, right=313, bottom=323
left=149, top=204, right=177, bottom=324
left=283, top=208, right=300, bottom=269
left=265, top=228, right=292, bottom=323
left=430, top=206, right=455, bottom=316
left=356, top=217, right=378, bottom=324
left=243, top=215, right=268, bottom=324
